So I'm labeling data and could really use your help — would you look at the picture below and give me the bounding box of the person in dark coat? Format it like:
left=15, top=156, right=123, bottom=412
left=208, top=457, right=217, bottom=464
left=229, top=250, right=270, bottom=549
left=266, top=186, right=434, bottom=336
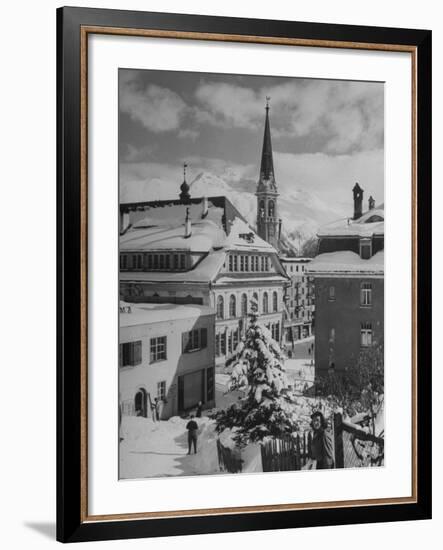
left=310, top=411, right=334, bottom=469
left=195, top=401, right=203, bottom=418
left=186, top=415, right=199, bottom=454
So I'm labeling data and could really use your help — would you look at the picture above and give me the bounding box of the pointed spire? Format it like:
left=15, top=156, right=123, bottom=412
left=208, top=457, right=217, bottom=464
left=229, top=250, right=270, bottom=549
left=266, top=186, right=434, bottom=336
left=260, top=97, right=275, bottom=183
left=179, top=162, right=191, bottom=202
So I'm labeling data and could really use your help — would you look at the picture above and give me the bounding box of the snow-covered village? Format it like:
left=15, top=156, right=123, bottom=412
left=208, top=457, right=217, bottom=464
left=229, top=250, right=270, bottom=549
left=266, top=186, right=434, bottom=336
left=118, top=70, right=385, bottom=479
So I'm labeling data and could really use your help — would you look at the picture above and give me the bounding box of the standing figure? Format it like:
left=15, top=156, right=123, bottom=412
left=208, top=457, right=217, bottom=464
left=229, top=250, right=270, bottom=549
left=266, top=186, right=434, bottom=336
left=149, top=395, right=157, bottom=423
left=186, top=415, right=199, bottom=455
left=195, top=401, right=203, bottom=418
left=310, top=411, right=334, bottom=469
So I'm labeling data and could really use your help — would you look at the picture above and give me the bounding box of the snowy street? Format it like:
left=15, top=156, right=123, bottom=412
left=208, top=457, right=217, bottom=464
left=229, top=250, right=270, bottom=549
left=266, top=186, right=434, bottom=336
left=119, top=416, right=220, bottom=479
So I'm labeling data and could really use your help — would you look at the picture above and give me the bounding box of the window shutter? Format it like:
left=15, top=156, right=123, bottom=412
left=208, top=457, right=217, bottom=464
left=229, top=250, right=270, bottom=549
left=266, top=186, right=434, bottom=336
left=134, top=341, right=142, bottom=365
left=201, top=328, right=207, bottom=349
left=182, top=332, right=189, bottom=353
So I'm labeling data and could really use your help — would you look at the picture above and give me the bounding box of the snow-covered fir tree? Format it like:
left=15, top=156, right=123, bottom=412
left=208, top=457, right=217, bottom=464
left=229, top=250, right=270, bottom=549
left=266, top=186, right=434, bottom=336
left=211, top=299, right=298, bottom=446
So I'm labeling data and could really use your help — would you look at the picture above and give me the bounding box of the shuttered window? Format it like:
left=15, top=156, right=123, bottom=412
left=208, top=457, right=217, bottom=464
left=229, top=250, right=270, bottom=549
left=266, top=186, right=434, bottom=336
left=119, top=341, right=142, bottom=367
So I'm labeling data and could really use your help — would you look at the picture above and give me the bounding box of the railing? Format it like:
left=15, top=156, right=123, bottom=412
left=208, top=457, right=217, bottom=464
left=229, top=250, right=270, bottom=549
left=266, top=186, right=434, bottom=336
left=333, top=412, right=384, bottom=468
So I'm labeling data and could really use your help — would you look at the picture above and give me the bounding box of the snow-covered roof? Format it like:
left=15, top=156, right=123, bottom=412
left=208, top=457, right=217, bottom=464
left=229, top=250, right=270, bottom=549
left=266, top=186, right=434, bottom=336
left=215, top=274, right=289, bottom=285
left=280, top=257, right=312, bottom=263
left=120, top=302, right=215, bottom=327
left=120, top=219, right=225, bottom=253
left=307, top=250, right=384, bottom=275
left=317, top=205, right=384, bottom=238
left=225, top=217, right=276, bottom=252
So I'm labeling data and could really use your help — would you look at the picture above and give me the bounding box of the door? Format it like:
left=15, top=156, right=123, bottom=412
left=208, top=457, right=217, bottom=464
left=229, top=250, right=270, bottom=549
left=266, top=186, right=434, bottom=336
left=178, top=370, right=204, bottom=412
left=134, top=388, right=147, bottom=417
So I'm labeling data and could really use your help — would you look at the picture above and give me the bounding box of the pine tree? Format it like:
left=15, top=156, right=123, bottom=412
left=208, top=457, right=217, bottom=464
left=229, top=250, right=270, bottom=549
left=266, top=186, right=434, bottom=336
left=211, top=300, right=298, bottom=446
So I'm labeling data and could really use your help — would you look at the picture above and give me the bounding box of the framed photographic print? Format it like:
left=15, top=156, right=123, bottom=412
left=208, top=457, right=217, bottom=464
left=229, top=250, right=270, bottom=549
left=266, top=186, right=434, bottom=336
left=57, top=6, right=432, bottom=543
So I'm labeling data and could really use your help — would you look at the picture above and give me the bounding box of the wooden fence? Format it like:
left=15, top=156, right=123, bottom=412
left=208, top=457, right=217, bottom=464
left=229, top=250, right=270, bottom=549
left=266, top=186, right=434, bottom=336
left=260, top=432, right=312, bottom=472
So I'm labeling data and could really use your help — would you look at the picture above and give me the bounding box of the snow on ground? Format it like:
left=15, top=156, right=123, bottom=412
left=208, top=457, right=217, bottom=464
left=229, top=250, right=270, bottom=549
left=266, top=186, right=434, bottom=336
left=119, top=415, right=220, bottom=480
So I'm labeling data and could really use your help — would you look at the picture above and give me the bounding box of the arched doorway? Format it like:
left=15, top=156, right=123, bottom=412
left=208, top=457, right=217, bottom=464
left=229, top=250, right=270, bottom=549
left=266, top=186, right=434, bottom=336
left=134, top=388, right=148, bottom=417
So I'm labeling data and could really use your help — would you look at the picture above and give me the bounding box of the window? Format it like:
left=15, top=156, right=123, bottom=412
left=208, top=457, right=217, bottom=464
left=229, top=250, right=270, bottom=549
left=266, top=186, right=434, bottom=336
left=328, top=286, right=336, bottom=301
left=228, top=332, right=233, bottom=354
left=180, top=254, right=186, bottom=269
left=159, top=255, right=165, bottom=269
left=261, top=257, right=265, bottom=271
left=173, top=254, right=179, bottom=269
left=206, top=367, right=215, bottom=402
left=241, top=293, right=248, bottom=316
left=233, top=329, right=239, bottom=350
left=182, top=328, right=208, bottom=353
left=272, top=291, right=278, bottom=312
left=296, top=265, right=299, bottom=272
left=360, top=238, right=372, bottom=260
left=252, top=292, right=259, bottom=312
left=215, top=333, right=221, bottom=357
left=216, top=296, right=224, bottom=319
left=120, top=254, right=128, bottom=270
left=220, top=332, right=226, bottom=356
left=229, top=255, right=233, bottom=271
left=229, top=294, right=236, bottom=318
left=233, top=255, right=238, bottom=271
left=268, top=200, right=275, bottom=217
left=360, top=322, right=373, bottom=347
left=271, top=323, right=280, bottom=341
left=255, top=256, right=259, bottom=271
left=150, top=336, right=167, bottom=363
left=157, top=380, right=166, bottom=400
left=263, top=292, right=269, bottom=314
left=265, top=257, right=270, bottom=271
left=165, top=255, right=170, bottom=269
left=240, top=255, right=245, bottom=272
left=119, top=341, right=142, bottom=367
left=251, top=256, right=255, bottom=272
left=360, top=282, right=372, bottom=306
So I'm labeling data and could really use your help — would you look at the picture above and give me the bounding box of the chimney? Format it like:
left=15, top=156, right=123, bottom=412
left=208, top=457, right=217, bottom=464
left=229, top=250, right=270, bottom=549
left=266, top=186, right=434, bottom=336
left=368, top=196, right=375, bottom=210
left=352, top=183, right=364, bottom=220
left=120, top=209, right=130, bottom=234
left=184, top=207, right=192, bottom=238
left=201, top=196, right=208, bottom=218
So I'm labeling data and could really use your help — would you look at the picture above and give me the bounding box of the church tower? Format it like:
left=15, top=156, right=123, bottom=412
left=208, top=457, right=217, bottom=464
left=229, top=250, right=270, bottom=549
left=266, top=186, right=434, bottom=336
left=256, top=98, right=280, bottom=249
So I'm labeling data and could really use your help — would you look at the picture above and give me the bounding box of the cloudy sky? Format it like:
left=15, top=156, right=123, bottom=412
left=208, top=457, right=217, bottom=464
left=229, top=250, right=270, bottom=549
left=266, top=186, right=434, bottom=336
left=119, top=69, right=384, bottom=235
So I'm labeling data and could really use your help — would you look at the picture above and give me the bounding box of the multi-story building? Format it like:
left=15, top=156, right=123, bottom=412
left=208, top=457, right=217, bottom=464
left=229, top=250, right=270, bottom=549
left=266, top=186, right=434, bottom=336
left=307, top=186, right=384, bottom=376
left=119, top=194, right=289, bottom=369
left=119, top=301, right=216, bottom=418
left=280, top=257, right=315, bottom=346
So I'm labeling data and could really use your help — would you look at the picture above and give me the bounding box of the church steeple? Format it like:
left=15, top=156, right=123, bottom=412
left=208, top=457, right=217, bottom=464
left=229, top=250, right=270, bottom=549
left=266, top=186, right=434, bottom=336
left=256, top=98, right=280, bottom=250
left=259, top=97, right=275, bottom=184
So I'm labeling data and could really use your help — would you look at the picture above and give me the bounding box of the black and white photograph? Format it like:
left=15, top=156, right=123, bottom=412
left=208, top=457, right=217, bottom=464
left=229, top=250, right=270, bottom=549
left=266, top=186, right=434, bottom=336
left=118, top=69, right=385, bottom=479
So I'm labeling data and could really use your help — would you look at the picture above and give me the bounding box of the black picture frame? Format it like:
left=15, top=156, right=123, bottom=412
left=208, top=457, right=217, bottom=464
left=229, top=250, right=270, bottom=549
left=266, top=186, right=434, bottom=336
left=57, top=6, right=432, bottom=543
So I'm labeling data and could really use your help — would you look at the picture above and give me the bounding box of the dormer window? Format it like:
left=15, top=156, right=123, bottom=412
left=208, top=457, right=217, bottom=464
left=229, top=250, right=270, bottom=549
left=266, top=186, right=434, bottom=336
left=360, top=237, right=372, bottom=259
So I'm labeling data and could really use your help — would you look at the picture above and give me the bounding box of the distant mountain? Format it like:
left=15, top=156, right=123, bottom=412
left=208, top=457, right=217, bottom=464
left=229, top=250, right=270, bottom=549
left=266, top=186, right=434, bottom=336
left=189, top=171, right=346, bottom=253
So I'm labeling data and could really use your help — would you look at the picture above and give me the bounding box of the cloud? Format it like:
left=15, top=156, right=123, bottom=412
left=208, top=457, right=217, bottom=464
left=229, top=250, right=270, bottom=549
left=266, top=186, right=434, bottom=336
left=120, top=78, right=188, bottom=132
left=178, top=128, right=199, bottom=141
left=192, top=79, right=383, bottom=154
